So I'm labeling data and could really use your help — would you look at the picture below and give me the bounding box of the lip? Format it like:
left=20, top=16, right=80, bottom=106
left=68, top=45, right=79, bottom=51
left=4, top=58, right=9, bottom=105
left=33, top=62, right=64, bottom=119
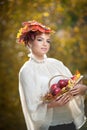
left=41, top=48, right=47, bottom=51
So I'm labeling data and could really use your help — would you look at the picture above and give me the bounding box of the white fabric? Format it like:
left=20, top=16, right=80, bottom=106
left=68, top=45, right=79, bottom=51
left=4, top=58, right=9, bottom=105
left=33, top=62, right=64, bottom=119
left=19, top=53, right=86, bottom=130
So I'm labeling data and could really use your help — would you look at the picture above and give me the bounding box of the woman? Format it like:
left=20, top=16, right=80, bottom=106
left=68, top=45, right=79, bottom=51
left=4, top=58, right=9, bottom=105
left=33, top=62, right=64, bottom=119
left=17, top=20, right=87, bottom=130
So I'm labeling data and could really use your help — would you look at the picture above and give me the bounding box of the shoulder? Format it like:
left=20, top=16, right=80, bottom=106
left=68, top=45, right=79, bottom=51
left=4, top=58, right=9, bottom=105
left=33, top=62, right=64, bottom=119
left=19, top=60, right=32, bottom=76
left=47, top=57, right=72, bottom=76
left=47, top=57, right=63, bottom=65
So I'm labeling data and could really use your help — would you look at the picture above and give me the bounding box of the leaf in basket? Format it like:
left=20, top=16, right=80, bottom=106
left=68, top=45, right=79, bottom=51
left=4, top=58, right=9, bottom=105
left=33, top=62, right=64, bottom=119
left=67, top=72, right=82, bottom=89
left=71, top=71, right=81, bottom=82
left=42, top=93, right=53, bottom=102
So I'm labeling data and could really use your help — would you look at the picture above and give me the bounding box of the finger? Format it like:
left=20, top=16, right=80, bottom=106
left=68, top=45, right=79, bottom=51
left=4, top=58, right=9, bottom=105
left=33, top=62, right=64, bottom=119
left=60, top=94, right=70, bottom=103
left=70, top=88, right=79, bottom=94
left=70, top=87, right=78, bottom=91
left=70, top=90, right=80, bottom=96
left=61, top=93, right=70, bottom=99
left=56, top=95, right=71, bottom=106
left=62, top=96, right=71, bottom=105
left=56, top=95, right=63, bottom=101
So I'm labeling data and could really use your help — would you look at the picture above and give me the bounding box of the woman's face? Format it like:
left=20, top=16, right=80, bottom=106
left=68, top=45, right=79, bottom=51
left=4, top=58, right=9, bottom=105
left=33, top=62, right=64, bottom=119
left=30, top=33, right=51, bottom=59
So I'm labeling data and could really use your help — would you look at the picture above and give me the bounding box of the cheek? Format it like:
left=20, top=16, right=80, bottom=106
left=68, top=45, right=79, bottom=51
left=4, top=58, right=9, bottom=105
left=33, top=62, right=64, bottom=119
left=32, top=43, right=38, bottom=49
left=48, top=44, right=50, bottom=50
left=33, top=42, right=40, bottom=48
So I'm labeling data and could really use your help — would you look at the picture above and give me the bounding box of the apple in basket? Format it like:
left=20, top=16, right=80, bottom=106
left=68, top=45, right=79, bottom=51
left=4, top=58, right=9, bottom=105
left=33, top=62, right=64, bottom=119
left=50, top=84, right=58, bottom=91
left=50, top=83, right=61, bottom=96
left=58, top=79, right=68, bottom=89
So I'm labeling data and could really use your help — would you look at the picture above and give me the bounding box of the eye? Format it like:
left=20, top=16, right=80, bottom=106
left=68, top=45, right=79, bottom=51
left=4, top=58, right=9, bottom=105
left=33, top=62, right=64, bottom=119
left=47, top=40, right=51, bottom=44
left=37, top=38, right=43, bottom=41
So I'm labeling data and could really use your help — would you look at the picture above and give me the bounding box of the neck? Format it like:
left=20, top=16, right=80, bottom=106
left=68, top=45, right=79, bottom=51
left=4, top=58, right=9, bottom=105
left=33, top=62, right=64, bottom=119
left=32, top=52, right=44, bottom=60
left=34, top=55, right=44, bottom=60
left=28, top=52, right=47, bottom=63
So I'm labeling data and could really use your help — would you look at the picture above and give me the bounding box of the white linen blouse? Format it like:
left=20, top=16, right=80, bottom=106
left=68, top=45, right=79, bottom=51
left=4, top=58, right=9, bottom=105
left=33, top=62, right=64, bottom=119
left=19, top=53, right=86, bottom=130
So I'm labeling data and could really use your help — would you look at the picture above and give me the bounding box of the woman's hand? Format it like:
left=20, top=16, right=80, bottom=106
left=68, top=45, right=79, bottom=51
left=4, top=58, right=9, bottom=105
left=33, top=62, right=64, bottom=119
left=70, top=83, right=87, bottom=96
left=47, top=92, right=72, bottom=108
left=47, top=84, right=87, bottom=108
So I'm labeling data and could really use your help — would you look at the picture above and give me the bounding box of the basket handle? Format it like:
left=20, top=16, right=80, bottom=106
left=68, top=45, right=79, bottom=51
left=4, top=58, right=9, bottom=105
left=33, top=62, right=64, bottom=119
left=48, top=75, right=70, bottom=88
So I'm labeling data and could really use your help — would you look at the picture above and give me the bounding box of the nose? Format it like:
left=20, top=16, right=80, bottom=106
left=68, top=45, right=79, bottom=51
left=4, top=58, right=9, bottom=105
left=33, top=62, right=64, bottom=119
left=43, top=40, right=47, bottom=46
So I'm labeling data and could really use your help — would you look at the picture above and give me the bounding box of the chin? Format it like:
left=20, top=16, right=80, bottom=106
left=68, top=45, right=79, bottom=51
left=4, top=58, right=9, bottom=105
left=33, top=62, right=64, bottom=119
left=42, top=52, right=47, bottom=55
left=42, top=50, right=48, bottom=54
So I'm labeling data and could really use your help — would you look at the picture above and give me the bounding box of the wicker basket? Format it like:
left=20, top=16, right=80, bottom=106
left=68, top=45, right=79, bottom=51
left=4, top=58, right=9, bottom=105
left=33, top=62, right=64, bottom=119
left=42, top=75, right=83, bottom=103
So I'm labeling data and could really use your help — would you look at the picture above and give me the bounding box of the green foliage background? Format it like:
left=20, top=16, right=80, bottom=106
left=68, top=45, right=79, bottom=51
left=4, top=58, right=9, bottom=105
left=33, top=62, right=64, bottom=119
left=0, top=0, right=87, bottom=130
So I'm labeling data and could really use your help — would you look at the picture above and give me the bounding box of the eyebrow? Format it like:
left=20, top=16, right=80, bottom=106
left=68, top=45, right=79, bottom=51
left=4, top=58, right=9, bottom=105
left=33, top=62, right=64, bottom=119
left=36, top=36, right=51, bottom=40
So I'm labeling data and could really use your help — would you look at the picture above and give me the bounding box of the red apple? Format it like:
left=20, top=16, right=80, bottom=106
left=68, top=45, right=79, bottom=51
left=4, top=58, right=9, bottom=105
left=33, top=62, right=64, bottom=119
left=57, top=83, right=61, bottom=88
left=50, top=83, right=58, bottom=92
left=58, top=79, right=68, bottom=89
left=71, top=75, right=76, bottom=80
left=52, top=87, right=61, bottom=96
